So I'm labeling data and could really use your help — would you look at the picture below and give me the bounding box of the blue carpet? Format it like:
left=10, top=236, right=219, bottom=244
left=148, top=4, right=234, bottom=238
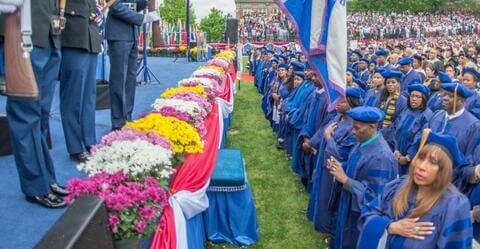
left=0, top=57, right=202, bottom=249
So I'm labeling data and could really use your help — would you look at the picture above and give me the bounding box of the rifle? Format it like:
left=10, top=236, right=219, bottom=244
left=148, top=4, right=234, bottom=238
left=3, top=0, right=38, bottom=101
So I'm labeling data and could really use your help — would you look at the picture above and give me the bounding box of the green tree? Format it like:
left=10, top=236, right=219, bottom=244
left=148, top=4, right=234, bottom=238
left=199, top=8, right=228, bottom=43
left=159, top=0, right=196, bottom=25
left=346, top=0, right=469, bottom=12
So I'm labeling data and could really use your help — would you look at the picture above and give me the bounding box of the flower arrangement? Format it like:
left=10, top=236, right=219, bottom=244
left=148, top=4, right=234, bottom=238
left=151, top=98, right=207, bottom=119
left=214, top=50, right=236, bottom=63
left=177, top=77, right=221, bottom=99
left=78, top=139, right=175, bottom=181
left=92, top=128, right=172, bottom=152
left=66, top=172, right=168, bottom=240
left=179, top=45, right=187, bottom=52
left=192, top=68, right=225, bottom=83
left=160, top=85, right=207, bottom=99
left=207, top=58, right=230, bottom=71
left=125, top=113, right=204, bottom=154
left=197, top=65, right=226, bottom=75
left=168, top=92, right=212, bottom=113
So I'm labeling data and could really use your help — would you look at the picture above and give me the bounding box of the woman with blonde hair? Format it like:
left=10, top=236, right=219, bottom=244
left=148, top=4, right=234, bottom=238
left=357, top=130, right=473, bottom=249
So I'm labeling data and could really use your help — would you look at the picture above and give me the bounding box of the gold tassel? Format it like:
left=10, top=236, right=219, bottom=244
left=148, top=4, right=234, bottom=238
left=413, top=128, right=431, bottom=161
left=453, top=84, right=458, bottom=114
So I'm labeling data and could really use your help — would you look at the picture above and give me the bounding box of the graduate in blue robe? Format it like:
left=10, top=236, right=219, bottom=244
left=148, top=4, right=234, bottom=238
left=307, top=88, right=363, bottom=233
left=376, top=50, right=394, bottom=71
left=398, top=57, right=422, bottom=96
left=358, top=132, right=472, bottom=249
left=327, top=106, right=398, bottom=249
left=261, top=59, right=278, bottom=118
left=276, top=78, right=294, bottom=144
left=393, top=84, right=433, bottom=176
left=461, top=67, right=480, bottom=120
left=294, top=74, right=331, bottom=186
left=286, top=71, right=316, bottom=172
left=267, top=64, right=290, bottom=133
left=427, top=72, right=450, bottom=112
left=378, top=70, right=408, bottom=150
left=417, top=83, right=480, bottom=193
left=364, top=67, right=385, bottom=107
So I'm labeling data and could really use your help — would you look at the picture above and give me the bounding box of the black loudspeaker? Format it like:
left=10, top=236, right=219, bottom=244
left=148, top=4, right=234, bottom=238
left=96, top=80, right=110, bottom=110
left=225, top=18, right=239, bottom=44
left=35, top=195, right=114, bottom=249
left=0, top=116, right=52, bottom=156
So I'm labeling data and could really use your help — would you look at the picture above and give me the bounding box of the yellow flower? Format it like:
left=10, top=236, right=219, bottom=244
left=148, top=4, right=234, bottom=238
left=160, top=86, right=207, bottom=99
left=197, top=65, right=225, bottom=75
left=125, top=113, right=204, bottom=154
left=179, top=45, right=187, bottom=52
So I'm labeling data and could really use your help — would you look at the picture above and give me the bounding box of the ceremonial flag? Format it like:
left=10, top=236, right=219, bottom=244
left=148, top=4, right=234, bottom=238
left=275, top=0, right=347, bottom=108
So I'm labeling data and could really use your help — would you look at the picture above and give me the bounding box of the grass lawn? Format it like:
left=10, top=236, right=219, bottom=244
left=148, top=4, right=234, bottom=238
left=207, top=81, right=328, bottom=249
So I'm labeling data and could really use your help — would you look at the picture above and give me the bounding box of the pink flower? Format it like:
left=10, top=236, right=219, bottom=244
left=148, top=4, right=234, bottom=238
left=133, top=220, right=147, bottom=233
left=92, top=128, right=171, bottom=151
left=139, top=206, right=156, bottom=220
left=108, top=215, right=120, bottom=234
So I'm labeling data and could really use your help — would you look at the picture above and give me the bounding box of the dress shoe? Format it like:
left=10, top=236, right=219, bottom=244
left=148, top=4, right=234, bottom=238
left=50, top=183, right=71, bottom=196
left=69, top=152, right=89, bottom=163
left=26, top=193, right=67, bottom=209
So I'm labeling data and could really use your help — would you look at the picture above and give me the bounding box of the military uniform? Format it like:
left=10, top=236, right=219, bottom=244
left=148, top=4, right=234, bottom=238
left=3, top=1, right=67, bottom=206
left=59, top=0, right=102, bottom=159
left=105, top=0, right=147, bottom=129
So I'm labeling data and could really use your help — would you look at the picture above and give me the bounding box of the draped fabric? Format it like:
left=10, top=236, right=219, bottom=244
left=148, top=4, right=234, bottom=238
left=150, top=68, right=236, bottom=249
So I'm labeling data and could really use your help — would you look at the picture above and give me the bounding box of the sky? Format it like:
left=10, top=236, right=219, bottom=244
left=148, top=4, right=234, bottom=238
left=157, top=0, right=236, bottom=20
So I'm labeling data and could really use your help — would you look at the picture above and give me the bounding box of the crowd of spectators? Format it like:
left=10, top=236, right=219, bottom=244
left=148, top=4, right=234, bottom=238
left=239, top=11, right=480, bottom=42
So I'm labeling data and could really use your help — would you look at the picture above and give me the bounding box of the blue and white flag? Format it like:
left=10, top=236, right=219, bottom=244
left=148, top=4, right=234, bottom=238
left=276, top=0, right=347, bottom=108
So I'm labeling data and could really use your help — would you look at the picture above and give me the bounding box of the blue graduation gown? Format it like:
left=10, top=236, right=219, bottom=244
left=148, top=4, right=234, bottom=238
left=294, top=89, right=330, bottom=182
left=287, top=81, right=316, bottom=173
left=254, top=61, right=265, bottom=90
left=400, top=69, right=422, bottom=96
left=364, top=88, right=382, bottom=107
left=360, top=70, right=370, bottom=82
left=261, top=69, right=277, bottom=119
left=380, top=95, right=407, bottom=150
left=277, top=83, right=293, bottom=139
left=333, top=133, right=398, bottom=249
left=466, top=90, right=480, bottom=120
left=427, top=91, right=443, bottom=113
left=418, top=109, right=480, bottom=192
left=393, top=108, right=433, bottom=175
left=308, top=115, right=356, bottom=234
left=358, top=176, right=473, bottom=249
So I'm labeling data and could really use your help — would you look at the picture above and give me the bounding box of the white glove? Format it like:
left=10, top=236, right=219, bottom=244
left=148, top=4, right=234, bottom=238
left=142, top=11, right=160, bottom=24
left=0, top=0, right=23, bottom=14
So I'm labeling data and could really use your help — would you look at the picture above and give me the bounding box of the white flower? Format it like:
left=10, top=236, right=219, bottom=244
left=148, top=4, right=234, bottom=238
left=178, top=77, right=215, bottom=89
left=192, top=69, right=223, bottom=78
left=151, top=98, right=207, bottom=118
left=77, top=139, right=175, bottom=179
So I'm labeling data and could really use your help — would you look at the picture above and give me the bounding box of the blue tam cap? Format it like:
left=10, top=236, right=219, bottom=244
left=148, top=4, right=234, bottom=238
left=346, top=106, right=384, bottom=123
left=347, top=67, right=358, bottom=79
left=374, top=67, right=386, bottom=74
left=462, top=67, right=480, bottom=81
left=369, top=59, right=377, bottom=65
left=266, top=49, right=275, bottom=55
left=398, top=57, right=413, bottom=65
left=278, top=63, right=290, bottom=70
left=279, top=55, right=289, bottom=61
left=270, top=58, right=279, bottom=64
left=381, top=70, right=403, bottom=80
left=346, top=87, right=365, bottom=99
left=352, top=50, right=362, bottom=58
left=289, top=53, right=296, bottom=58
left=437, top=72, right=452, bottom=83
left=291, top=61, right=305, bottom=71
left=359, top=58, right=369, bottom=64
left=408, top=84, right=430, bottom=97
left=294, top=71, right=305, bottom=79
left=375, top=49, right=389, bottom=57
left=347, top=51, right=353, bottom=57
left=422, top=130, right=467, bottom=167
left=440, top=83, right=474, bottom=99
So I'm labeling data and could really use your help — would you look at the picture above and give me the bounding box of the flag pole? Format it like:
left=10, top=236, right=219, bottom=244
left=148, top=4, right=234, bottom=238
left=186, top=0, right=191, bottom=62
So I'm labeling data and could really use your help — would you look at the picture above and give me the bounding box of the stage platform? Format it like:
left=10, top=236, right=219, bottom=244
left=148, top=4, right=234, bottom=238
left=0, top=57, right=202, bottom=249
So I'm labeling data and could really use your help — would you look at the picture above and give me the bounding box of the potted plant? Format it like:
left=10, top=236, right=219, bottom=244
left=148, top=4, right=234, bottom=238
left=66, top=172, right=168, bottom=249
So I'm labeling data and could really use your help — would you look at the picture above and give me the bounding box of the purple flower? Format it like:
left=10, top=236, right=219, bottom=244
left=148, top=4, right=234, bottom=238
left=92, top=128, right=171, bottom=152
left=108, top=215, right=120, bottom=234
left=133, top=220, right=147, bottom=233
left=139, top=206, right=157, bottom=220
